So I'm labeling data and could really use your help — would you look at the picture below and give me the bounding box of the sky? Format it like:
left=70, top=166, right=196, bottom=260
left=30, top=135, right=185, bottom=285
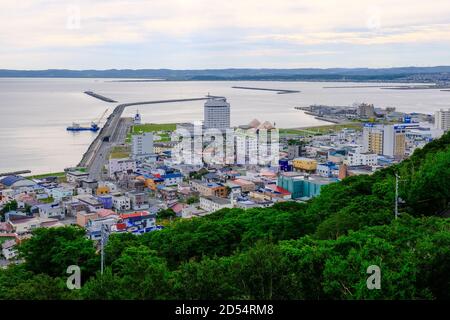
left=1, top=0, right=450, bottom=69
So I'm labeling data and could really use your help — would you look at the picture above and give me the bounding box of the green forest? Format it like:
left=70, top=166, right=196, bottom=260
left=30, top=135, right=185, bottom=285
left=1, top=132, right=449, bottom=300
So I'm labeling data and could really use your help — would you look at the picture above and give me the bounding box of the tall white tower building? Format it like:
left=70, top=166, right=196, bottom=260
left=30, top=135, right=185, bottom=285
left=435, top=108, right=450, bottom=132
left=203, top=98, right=230, bottom=130
left=131, top=132, right=153, bottom=160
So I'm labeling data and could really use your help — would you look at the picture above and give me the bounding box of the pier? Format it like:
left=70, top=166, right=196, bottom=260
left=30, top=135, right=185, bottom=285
left=79, top=96, right=219, bottom=180
left=84, top=91, right=118, bottom=103
left=231, top=86, right=300, bottom=94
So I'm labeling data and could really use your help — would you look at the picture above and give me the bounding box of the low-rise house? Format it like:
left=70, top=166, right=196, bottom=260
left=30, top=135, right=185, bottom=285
left=36, top=203, right=65, bottom=220
left=8, top=217, right=59, bottom=235
left=76, top=211, right=98, bottom=228
left=162, top=173, right=183, bottom=186
left=77, top=195, right=104, bottom=211
left=199, top=196, right=233, bottom=213
left=86, top=216, right=120, bottom=241
left=345, top=151, right=378, bottom=166
left=231, top=179, right=256, bottom=193
left=316, top=162, right=339, bottom=178
left=50, top=187, right=74, bottom=201
left=111, top=211, right=157, bottom=235
left=112, top=194, right=131, bottom=211
left=189, top=180, right=228, bottom=198
left=66, top=171, right=89, bottom=185
left=97, top=195, right=113, bottom=209
left=127, top=191, right=149, bottom=210
left=181, top=205, right=208, bottom=218
left=0, top=175, right=36, bottom=189
left=2, top=239, right=18, bottom=260
left=109, top=158, right=136, bottom=178
left=81, top=179, right=98, bottom=191
left=158, top=186, right=178, bottom=202
left=236, top=199, right=273, bottom=209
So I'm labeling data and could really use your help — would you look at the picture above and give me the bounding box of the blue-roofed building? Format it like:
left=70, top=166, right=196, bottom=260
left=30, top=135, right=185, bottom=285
left=162, top=172, right=183, bottom=186
left=0, top=176, right=36, bottom=189
left=97, top=195, right=113, bottom=209
left=317, top=162, right=339, bottom=178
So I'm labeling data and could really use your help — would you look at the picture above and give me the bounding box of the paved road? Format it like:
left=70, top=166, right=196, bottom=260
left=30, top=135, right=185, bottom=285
left=88, top=118, right=132, bottom=180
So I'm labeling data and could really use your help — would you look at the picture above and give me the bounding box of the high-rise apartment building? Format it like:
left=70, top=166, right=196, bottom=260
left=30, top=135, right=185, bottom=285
left=131, top=132, right=154, bottom=160
left=435, top=108, right=450, bottom=132
left=363, top=124, right=406, bottom=158
left=204, top=98, right=230, bottom=130
left=357, top=103, right=375, bottom=118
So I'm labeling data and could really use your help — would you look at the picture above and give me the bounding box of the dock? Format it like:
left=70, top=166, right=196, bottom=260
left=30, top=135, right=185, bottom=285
left=84, top=91, right=117, bottom=103
left=231, top=86, right=300, bottom=94
left=79, top=96, right=219, bottom=180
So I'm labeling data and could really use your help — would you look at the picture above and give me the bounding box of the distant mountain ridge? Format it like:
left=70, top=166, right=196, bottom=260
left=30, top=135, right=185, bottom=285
left=1, top=66, right=450, bottom=81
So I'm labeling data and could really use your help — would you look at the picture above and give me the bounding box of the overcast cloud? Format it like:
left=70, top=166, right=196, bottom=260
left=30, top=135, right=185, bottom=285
left=1, top=0, right=450, bottom=69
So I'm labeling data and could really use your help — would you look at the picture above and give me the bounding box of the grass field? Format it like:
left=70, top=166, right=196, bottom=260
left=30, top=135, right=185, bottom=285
left=109, top=145, right=130, bottom=159
left=26, top=172, right=66, bottom=179
left=126, top=123, right=177, bottom=143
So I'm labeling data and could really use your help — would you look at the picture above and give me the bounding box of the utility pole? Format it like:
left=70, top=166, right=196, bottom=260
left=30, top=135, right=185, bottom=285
left=395, top=173, right=399, bottom=219
left=100, top=224, right=110, bottom=275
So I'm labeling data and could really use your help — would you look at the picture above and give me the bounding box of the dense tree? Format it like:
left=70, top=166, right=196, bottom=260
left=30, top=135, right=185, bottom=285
left=1, top=132, right=449, bottom=300
left=18, top=226, right=99, bottom=278
left=157, top=208, right=176, bottom=219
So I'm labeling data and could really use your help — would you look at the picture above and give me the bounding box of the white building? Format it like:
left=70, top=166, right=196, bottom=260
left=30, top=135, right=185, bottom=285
left=435, top=108, right=450, bottom=132
left=2, top=239, right=18, bottom=260
left=112, top=195, right=131, bottom=211
left=345, top=151, right=378, bottom=166
left=132, top=132, right=154, bottom=160
left=134, top=110, right=141, bottom=125
left=37, top=203, right=65, bottom=220
left=204, top=98, right=230, bottom=130
left=109, top=158, right=136, bottom=178
left=199, top=196, right=233, bottom=213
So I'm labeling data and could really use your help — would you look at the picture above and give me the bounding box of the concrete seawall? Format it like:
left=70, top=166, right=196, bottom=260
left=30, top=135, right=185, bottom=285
left=84, top=91, right=117, bottom=103
left=78, top=97, right=217, bottom=172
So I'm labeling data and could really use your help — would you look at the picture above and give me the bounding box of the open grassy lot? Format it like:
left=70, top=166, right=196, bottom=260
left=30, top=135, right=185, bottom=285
left=26, top=172, right=66, bottom=179
left=126, top=123, right=177, bottom=143
left=109, top=145, right=130, bottom=159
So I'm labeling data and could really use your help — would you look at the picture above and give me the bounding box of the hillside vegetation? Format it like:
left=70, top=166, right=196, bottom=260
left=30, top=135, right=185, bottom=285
left=1, top=132, right=449, bottom=300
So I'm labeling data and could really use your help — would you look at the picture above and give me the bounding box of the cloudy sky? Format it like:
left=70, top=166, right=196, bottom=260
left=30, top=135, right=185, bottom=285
left=1, top=0, right=450, bottom=69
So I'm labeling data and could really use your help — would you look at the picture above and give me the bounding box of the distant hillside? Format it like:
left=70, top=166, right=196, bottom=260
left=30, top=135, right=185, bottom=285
left=1, top=67, right=450, bottom=82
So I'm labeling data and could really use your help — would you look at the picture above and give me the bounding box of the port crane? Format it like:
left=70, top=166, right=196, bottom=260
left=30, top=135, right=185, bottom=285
left=67, top=108, right=109, bottom=132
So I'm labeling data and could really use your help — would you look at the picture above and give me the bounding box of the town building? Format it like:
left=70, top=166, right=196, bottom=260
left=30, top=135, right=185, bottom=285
left=199, top=196, right=233, bottom=213
left=132, top=132, right=154, bottom=160
left=189, top=180, right=228, bottom=198
left=66, top=171, right=89, bottom=185
left=363, top=124, right=406, bottom=158
left=277, top=172, right=337, bottom=200
left=127, top=191, right=150, bottom=210
left=357, top=103, right=375, bottom=118
left=109, top=158, right=137, bottom=178
left=435, top=108, right=450, bottom=132
left=112, top=194, right=131, bottom=211
left=292, top=157, right=318, bottom=172
left=345, top=151, right=378, bottom=166
left=203, top=98, right=230, bottom=130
